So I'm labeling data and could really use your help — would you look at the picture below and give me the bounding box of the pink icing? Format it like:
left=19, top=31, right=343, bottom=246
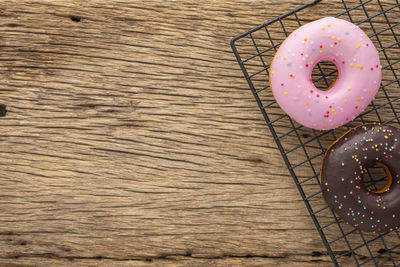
left=270, top=17, right=381, bottom=130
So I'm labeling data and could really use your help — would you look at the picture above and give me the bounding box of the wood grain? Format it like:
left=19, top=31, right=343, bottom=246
left=0, top=0, right=398, bottom=266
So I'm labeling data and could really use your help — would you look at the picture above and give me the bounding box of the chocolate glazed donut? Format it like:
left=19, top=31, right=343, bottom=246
left=321, top=124, right=400, bottom=233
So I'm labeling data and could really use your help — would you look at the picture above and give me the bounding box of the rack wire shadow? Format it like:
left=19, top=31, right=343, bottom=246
left=231, top=0, right=400, bottom=266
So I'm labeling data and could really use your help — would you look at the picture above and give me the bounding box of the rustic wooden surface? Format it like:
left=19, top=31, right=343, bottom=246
left=0, top=0, right=399, bottom=266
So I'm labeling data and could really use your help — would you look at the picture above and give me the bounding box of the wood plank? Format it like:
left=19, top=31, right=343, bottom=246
left=0, top=0, right=399, bottom=265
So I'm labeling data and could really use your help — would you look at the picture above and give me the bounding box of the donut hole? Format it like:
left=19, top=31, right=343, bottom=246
left=312, top=61, right=338, bottom=91
left=362, top=162, right=392, bottom=193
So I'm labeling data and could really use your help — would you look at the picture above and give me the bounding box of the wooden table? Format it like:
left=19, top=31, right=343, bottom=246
left=0, top=1, right=398, bottom=266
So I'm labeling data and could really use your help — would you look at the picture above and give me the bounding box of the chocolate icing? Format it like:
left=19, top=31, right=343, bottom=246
left=321, top=124, right=400, bottom=232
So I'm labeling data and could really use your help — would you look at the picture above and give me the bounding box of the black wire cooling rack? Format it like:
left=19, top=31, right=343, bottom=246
left=231, top=0, right=400, bottom=266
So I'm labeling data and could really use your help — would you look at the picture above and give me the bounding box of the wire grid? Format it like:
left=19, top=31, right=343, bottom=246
left=231, top=0, right=400, bottom=266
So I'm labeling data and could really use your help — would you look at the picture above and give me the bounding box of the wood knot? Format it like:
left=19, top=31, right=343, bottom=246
left=70, top=16, right=81, bottom=22
left=0, top=104, right=7, bottom=117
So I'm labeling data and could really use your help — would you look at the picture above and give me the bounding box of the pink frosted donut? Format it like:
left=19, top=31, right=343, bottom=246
left=270, top=17, right=381, bottom=130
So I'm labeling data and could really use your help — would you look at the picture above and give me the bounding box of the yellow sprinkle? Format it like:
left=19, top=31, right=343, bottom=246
left=332, top=36, right=336, bottom=39
left=357, top=65, right=364, bottom=70
left=356, top=98, right=360, bottom=102
left=327, top=189, right=330, bottom=192
left=309, top=57, right=313, bottom=61
left=390, top=228, right=393, bottom=231
left=362, top=215, right=365, bottom=217
left=319, top=50, right=323, bottom=53
left=339, top=39, right=342, bottom=43
left=306, top=101, right=310, bottom=106
left=378, top=204, right=381, bottom=207
left=365, top=33, right=368, bottom=36
left=344, top=195, right=347, bottom=198
left=350, top=63, right=354, bottom=67
left=276, top=55, right=279, bottom=59
left=348, top=88, right=351, bottom=92
left=356, top=44, right=361, bottom=49
left=344, top=148, right=347, bottom=151
left=333, top=112, right=337, bottom=116
left=307, top=85, right=311, bottom=88
left=328, top=24, right=331, bottom=27
left=385, top=136, right=388, bottom=139
left=271, top=71, right=275, bottom=75
left=368, top=90, right=371, bottom=94
left=385, top=224, right=388, bottom=227
left=350, top=191, right=353, bottom=194
left=325, top=182, right=328, bottom=186
left=283, top=57, right=287, bottom=60
left=304, top=38, right=308, bottom=42
left=341, top=177, right=345, bottom=181
left=284, top=92, right=288, bottom=96
left=355, top=147, right=358, bottom=150
left=322, top=27, right=325, bottom=30
left=331, top=109, right=335, bottom=113
left=344, top=99, right=348, bottom=103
